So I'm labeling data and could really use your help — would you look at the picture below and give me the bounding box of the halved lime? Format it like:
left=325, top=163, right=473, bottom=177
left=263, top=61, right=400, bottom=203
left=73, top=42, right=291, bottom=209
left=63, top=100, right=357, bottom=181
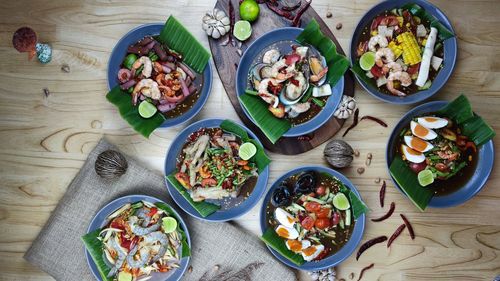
left=138, top=101, right=157, bottom=118
left=233, top=20, right=252, bottom=41
left=417, top=169, right=434, bottom=187
left=360, top=51, right=376, bottom=71
left=240, top=0, right=260, bottom=22
left=239, top=142, right=257, bottom=160
left=117, top=271, right=132, bottom=281
left=332, top=193, right=350, bottom=210
left=162, top=217, right=178, bottom=234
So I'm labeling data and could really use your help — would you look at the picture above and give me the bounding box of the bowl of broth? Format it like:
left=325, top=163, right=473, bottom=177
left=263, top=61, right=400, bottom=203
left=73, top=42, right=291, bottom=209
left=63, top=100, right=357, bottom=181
left=260, top=166, right=365, bottom=270
left=386, top=101, right=495, bottom=208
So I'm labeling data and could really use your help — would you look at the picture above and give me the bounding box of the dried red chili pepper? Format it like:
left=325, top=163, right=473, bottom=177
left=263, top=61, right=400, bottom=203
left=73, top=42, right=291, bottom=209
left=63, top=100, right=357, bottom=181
left=228, top=0, right=235, bottom=45
left=357, top=263, right=374, bottom=281
left=387, top=223, right=406, bottom=248
left=371, top=202, right=395, bottom=222
left=266, top=2, right=294, bottom=20
left=360, top=115, right=388, bottom=127
left=342, top=108, right=359, bottom=137
left=400, top=214, right=415, bottom=240
left=356, top=236, right=387, bottom=260
left=379, top=180, right=386, bottom=208
left=292, top=0, right=312, bottom=27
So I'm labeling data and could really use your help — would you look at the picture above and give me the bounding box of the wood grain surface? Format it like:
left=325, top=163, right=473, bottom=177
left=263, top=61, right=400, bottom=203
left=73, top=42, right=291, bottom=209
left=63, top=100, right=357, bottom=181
left=209, top=0, right=355, bottom=155
left=0, top=0, right=499, bottom=280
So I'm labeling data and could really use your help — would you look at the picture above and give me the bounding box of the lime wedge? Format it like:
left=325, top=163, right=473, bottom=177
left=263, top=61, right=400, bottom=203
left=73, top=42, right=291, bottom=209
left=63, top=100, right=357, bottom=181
left=162, top=217, right=178, bottom=234
left=138, top=101, right=157, bottom=118
left=240, top=0, right=260, bottom=22
left=359, top=51, right=376, bottom=71
left=332, top=193, right=350, bottom=210
left=418, top=169, right=434, bottom=187
left=238, top=142, right=257, bottom=160
left=118, top=271, right=132, bottom=281
left=233, top=20, right=252, bottom=41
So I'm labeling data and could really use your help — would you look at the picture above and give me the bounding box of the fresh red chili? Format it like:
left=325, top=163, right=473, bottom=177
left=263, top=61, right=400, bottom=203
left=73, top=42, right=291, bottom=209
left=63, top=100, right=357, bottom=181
left=357, top=263, right=374, bottom=281
left=400, top=214, right=415, bottom=240
left=371, top=202, right=395, bottom=222
left=292, top=0, right=312, bottom=27
left=356, top=236, right=387, bottom=260
left=342, top=108, right=360, bottom=137
left=387, top=224, right=406, bottom=248
left=465, top=141, right=477, bottom=153
left=379, top=180, right=386, bottom=208
left=360, top=116, right=388, bottom=127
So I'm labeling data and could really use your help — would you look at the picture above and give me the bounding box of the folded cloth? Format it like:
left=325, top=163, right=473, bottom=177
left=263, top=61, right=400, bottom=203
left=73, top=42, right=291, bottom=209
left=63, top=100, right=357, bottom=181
left=24, top=138, right=297, bottom=281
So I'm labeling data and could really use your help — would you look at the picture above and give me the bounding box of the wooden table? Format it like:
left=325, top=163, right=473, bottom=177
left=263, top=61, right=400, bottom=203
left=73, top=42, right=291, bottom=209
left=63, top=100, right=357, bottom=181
left=0, top=0, right=499, bottom=280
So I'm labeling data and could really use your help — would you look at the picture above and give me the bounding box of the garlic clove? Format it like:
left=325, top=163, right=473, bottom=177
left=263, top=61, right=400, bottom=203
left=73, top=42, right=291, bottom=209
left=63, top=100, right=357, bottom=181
left=212, top=28, right=221, bottom=39
left=202, top=23, right=209, bottom=31
left=221, top=17, right=230, bottom=25
left=224, top=25, right=230, bottom=33
left=216, top=26, right=226, bottom=37
left=206, top=25, right=214, bottom=36
left=215, top=10, right=227, bottom=21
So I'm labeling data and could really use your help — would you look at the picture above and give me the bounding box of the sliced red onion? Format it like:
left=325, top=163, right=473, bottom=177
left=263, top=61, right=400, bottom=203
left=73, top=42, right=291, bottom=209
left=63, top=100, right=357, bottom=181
left=185, top=76, right=192, bottom=87
left=119, top=79, right=136, bottom=90
left=158, top=102, right=177, bottom=112
left=139, top=94, right=146, bottom=101
left=143, top=40, right=156, bottom=53
left=162, top=65, right=172, bottom=73
left=127, top=44, right=143, bottom=54
left=153, top=43, right=167, bottom=61
left=117, top=68, right=132, bottom=83
left=166, top=55, right=175, bottom=62
left=138, top=36, right=153, bottom=46
left=188, top=84, right=198, bottom=95
left=178, top=62, right=196, bottom=80
left=180, top=78, right=190, bottom=97
left=162, top=62, right=176, bottom=71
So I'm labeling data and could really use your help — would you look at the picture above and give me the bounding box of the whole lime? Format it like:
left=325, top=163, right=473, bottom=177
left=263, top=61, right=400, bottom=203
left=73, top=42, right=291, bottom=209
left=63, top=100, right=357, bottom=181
left=240, top=0, right=260, bottom=22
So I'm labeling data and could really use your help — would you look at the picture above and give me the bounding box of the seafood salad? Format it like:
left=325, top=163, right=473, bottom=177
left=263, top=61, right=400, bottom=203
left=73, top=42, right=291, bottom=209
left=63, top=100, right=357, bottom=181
left=99, top=201, right=182, bottom=280
left=398, top=115, right=477, bottom=193
left=175, top=127, right=258, bottom=202
left=117, top=36, right=201, bottom=118
left=248, top=43, right=332, bottom=125
left=356, top=7, right=444, bottom=96
left=266, top=171, right=354, bottom=262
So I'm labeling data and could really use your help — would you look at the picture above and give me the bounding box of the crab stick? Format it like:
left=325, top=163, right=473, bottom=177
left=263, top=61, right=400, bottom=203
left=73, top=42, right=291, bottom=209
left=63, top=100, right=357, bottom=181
left=416, top=27, right=438, bottom=87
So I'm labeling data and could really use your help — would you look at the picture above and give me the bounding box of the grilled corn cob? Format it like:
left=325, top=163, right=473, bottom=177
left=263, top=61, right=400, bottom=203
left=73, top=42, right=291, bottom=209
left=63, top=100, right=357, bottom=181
left=397, top=32, right=422, bottom=65
left=388, top=41, right=403, bottom=59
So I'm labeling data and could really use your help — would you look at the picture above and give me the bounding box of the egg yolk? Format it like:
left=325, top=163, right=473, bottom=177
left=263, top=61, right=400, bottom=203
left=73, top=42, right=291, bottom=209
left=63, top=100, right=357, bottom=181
left=403, top=145, right=421, bottom=156
left=276, top=227, right=289, bottom=238
left=414, top=124, right=429, bottom=137
left=302, top=246, right=317, bottom=256
left=424, top=117, right=438, bottom=123
left=410, top=137, right=428, bottom=152
left=287, top=240, right=302, bottom=252
left=287, top=216, right=295, bottom=224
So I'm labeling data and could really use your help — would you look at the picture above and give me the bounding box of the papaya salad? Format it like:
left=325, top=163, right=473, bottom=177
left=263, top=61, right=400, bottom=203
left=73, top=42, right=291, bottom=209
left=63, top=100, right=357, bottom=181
left=356, top=7, right=445, bottom=96
left=117, top=36, right=201, bottom=119
left=98, top=201, right=182, bottom=280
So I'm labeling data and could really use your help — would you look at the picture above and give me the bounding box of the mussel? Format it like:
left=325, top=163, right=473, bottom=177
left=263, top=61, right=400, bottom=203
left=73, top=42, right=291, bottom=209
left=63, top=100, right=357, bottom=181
left=309, top=55, right=328, bottom=86
left=249, top=63, right=273, bottom=89
left=279, top=72, right=309, bottom=106
left=271, top=183, right=292, bottom=207
left=293, top=171, right=317, bottom=195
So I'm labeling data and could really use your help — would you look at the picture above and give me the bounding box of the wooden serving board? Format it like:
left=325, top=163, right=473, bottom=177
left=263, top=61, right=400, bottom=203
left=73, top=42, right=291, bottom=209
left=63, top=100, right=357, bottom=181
left=208, top=0, right=355, bottom=155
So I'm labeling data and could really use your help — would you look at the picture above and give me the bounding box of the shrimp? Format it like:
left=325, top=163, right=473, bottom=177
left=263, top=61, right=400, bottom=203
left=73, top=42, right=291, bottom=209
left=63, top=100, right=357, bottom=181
left=262, top=49, right=280, bottom=64
left=375, top=48, right=395, bottom=67
left=368, top=34, right=389, bottom=52
left=132, top=79, right=161, bottom=105
left=126, top=245, right=150, bottom=269
left=106, top=236, right=127, bottom=277
left=382, top=61, right=402, bottom=74
left=386, top=71, right=411, bottom=96
left=143, top=231, right=169, bottom=262
left=271, top=59, right=295, bottom=81
left=285, top=72, right=306, bottom=100
left=132, top=56, right=152, bottom=78
left=257, top=78, right=281, bottom=107
left=128, top=208, right=161, bottom=235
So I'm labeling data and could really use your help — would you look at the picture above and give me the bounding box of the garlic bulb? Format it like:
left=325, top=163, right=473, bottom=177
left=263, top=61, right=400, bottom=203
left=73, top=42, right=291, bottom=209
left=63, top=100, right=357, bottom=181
left=334, top=95, right=356, bottom=119
left=202, top=8, right=230, bottom=39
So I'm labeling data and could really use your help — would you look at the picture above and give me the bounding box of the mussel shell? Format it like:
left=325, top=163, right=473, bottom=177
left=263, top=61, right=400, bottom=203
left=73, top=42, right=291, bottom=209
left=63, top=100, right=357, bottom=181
left=308, top=55, right=328, bottom=86
left=271, top=183, right=292, bottom=207
left=293, top=171, right=317, bottom=195
left=249, top=62, right=271, bottom=89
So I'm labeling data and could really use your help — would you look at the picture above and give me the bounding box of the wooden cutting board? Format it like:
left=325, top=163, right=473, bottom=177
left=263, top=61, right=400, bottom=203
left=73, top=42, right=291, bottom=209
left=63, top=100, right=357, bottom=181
left=208, top=0, right=355, bottom=155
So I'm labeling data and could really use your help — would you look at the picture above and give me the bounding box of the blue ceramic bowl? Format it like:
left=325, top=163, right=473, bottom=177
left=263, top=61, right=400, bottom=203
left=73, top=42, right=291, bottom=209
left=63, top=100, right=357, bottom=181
left=236, top=27, right=344, bottom=137
left=85, top=195, right=191, bottom=281
left=164, top=118, right=270, bottom=221
left=386, top=101, right=495, bottom=208
left=259, top=166, right=366, bottom=270
left=349, top=0, right=457, bottom=104
left=107, top=23, right=212, bottom=128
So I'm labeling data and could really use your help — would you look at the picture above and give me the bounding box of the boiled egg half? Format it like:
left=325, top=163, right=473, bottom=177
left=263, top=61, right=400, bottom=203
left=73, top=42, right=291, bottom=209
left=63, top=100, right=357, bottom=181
left=274, top=207, right=296, bottom=228
left=410, top=121, right=437, bottom=140
left=401, top=144, right=426, bottom=163
left=301, top=244, right=325, bottom=261
left=285, top=239, right=311, bottom=253
left=404, top=136, right=433, bottom=153
left=275, top=225, right=299, bottom=240
left=417, top=116, right=448, bottom=129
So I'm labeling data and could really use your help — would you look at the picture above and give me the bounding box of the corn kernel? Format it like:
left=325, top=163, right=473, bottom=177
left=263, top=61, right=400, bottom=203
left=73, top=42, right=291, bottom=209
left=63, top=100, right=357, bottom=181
left=371, top=30, right=378, bottom=36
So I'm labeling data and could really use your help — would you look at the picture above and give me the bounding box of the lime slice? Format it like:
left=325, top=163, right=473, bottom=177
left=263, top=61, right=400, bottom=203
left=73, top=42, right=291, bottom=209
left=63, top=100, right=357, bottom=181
left=240, top=0, right=260, bottom=22
left=138, top=101, right=157, bottom=118
left=359, top=51, right=376, bottom=71
left=239, top=142, right=257, bottom=160
left=117, top=271, right=132, bottom=281
left=418, top=169, right=434, bottom=187
left=233, top=20, right=252, bottom=41
left=332, top=193, right=350, bottom=210
left=162, top=217, right=178, bottom=234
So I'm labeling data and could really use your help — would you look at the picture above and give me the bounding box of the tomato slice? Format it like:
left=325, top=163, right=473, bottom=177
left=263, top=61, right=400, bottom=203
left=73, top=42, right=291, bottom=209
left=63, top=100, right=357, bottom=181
left=314, top=218, right=330, bottom=229
left=301, top=216, right=315, bottom=230
left=316, top=207, right=331, bottom=219
left=305, top=202, right=321, bottom=213
left=315, top=185, right=326, bottom=196
left=146, top=207, right=158, bottom=217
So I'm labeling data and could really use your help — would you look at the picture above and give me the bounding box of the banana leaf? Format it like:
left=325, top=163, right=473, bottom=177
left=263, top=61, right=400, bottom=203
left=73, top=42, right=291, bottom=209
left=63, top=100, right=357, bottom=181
left=166, top=174, right=220, bottom=217
left=437, top=94, right=495, bottom=146
left=81, top=229, right=112, bottom=281
left=106, top=86, right=166, bottom=138
left=402, top=3, right=455, bottom=41
left=296, top=19, right=350, bottom=87
left=220, top=119, right=271, bottom=172
left=389, top=155, right=434, bottom=211
left=159, top=16, right=210, bottom=73
left=239, top=94, right=292, bottom=144
left=155, top=202, right=191, bottom=257
left=260, top=228, right=305, bottom=266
